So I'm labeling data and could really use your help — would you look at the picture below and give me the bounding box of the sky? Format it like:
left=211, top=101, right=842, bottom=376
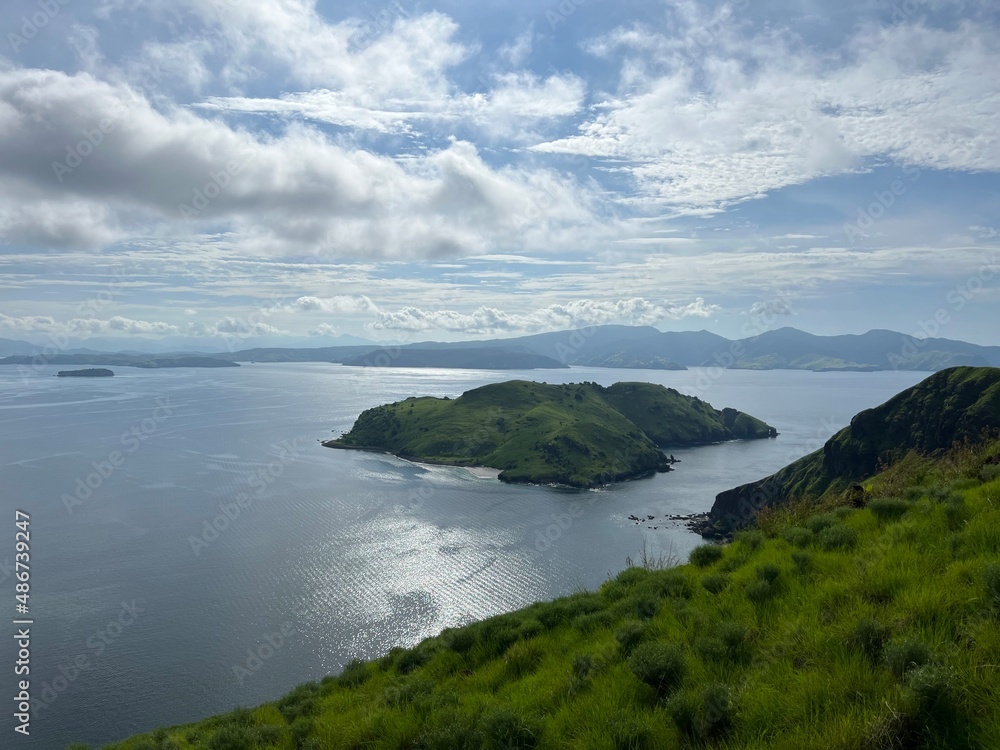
left=0, top=0, right=998, bottom=351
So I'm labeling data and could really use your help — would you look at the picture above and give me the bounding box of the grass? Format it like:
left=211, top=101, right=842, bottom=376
left=98, top=438, right=1000, bottom=750
left=327, top=380, right=775, bottom=488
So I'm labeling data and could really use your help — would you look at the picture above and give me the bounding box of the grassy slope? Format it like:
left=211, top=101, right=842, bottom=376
left=600, top=382, right=775, bottom=445
left=330, top=381, right=774, bottom=487
left=102, top=440, right=1000, bottom=750
left=711, top=367, right=1000, bottom=526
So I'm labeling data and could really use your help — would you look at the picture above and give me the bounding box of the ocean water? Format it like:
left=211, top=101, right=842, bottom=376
left=0, top=363, right=927, bottom=747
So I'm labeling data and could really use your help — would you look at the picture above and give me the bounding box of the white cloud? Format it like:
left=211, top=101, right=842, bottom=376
left=533, top=19, right=1000, bottom=211
left=0, top=69, right=604, bottom=257
left=369, top=297, right=719, bottom=333
left=292, top=296, right=378, bottom=313
left=197, top=72, right=585, bottom=137
left=65, top=316, right=180, bottom=336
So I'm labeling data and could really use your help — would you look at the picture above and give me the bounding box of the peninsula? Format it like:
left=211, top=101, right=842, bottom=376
left=702, top=365, right=1000, bottom=536
left=325, top=380, right=776, bottom=487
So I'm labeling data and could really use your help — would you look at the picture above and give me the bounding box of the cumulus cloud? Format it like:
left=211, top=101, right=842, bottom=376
left=368, top=297, right=719, bottom=333
left=291, top=296, right=379, bottom=313
left=0, top=68, right=604, bottom=257
left=65, top=316, right=180, bottom=336
left=748, top=300, right=793, bottom=317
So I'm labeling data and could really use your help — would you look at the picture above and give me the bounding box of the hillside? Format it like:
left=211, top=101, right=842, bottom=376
left=103, top=436, right=1000, bottom=750
left=326, top=381, right=775, bottom=488
left=709, top=366, right=1000, bottom=532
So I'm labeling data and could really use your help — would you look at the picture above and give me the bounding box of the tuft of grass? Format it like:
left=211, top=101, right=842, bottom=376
left=781, top=526, right=813, bottom=547
left=984, top=563, right=1000, bottom=613
left=689, top=544, right=724, bottom=568
left=818, top=524, right=858, bottom=550
left=614, top=621, right=646, bottom=655
left=847, top=617, right=889, bottom=662
left=869, top=497, right=911, bottom=522
left=885, top=638, right=931, bottom=679
left=627, top=642, right=687, bottom=696
left=701, top=572, right=729, bottom=594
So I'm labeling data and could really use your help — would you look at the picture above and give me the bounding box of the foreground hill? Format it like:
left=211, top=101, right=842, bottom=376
left=708, top=366, right=1000, bottom=533
left=103, top=433, right=1000, bottom=749
left=326, top=381, right=775, bottom=488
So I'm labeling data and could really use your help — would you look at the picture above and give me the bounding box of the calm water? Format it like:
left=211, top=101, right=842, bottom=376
left=0, top=363, right=926, bottom=747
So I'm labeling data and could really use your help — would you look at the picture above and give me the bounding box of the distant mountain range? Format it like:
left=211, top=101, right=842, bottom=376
left=2, top=326, right=998, bottom=372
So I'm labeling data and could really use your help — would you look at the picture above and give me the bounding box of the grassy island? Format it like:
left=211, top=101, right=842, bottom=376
left=324, top=380, right=776, bottom=488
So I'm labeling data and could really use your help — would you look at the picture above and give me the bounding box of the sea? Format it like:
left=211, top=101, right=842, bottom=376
left=0, top=363, right=927, bottom=747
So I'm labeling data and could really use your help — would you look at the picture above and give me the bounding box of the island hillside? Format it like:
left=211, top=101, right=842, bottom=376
left=707, top=366, right=1000, bottom=534
left=326, top=380, right=775, bottom=487
left=57, top=368, right=114, bottom=377
left=105, top=413, right=1000, bottom=749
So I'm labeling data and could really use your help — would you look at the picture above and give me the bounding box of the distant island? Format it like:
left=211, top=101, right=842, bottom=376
left=0, top=354, right=239, bottom=369
left=185, top=325, right=1000, bottom=372
left=57, top=368, right=114, bottom=377
left=340, top=347, right=569, bottom=370
left=326, top=380, right=776, bottom=487
left=5, top=325, right=999, bottom=373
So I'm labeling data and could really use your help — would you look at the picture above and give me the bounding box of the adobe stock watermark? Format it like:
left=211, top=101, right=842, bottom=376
left=188, top=437, right=309, bottom=556
left=17, top=266, right=131, bottom=382
left=889, top=252, right=1000, bottom=369
left=547, top=0, right=586, bottom=30
left=62, top=397, right=174, bottom=513
left=7, top=0, right=71, bottom=53
left=843, top=166, right=921, bottom=245
left=50, top=72, right=163, bottom=183
left=31, top=600, right=144, bottom=717
left=232, top=595, right=309, bottom=685
left=351, top=0, right=409, bottom=49
left=178, top=142, right=260, bottom=220
left=680, top=0, right=750, bottom=64
left=232, top=621, right=296, bottom=685
left=689, top=289, right=797, bottom=396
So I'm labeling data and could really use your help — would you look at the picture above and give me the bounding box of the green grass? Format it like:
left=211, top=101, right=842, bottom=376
left=101, top=440, right=1000, bottom=750
left=328, top=380, right=775, bottom=487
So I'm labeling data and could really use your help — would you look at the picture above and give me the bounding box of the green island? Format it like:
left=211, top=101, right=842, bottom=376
left=57, top=368, right=115, bottom=377
left=99, top=368, right=1000, bottom=750
left=324, top=380, right=776, bottom=488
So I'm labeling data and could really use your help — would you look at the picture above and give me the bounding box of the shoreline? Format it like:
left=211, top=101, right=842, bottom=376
left=322, top=439, right=662, bottom=488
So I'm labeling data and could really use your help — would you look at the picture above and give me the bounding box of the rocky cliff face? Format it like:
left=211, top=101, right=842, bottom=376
left=709, top=367, right=1000, bottom=529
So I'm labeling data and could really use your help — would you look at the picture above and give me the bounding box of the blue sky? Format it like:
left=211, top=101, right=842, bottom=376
left=0, top=0, right=998, bottom=350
